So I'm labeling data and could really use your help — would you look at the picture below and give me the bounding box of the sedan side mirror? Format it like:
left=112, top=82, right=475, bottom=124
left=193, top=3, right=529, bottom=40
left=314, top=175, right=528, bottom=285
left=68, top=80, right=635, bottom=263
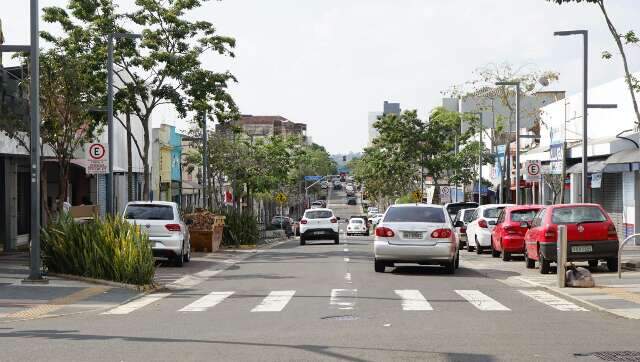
left=454, top=220, right=464, bottom=228
left=488, top=220, right=497, bottom=226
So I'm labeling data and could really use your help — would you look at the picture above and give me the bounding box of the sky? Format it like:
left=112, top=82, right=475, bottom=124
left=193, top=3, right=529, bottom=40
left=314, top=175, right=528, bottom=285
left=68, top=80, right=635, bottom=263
left=3, top=0, right=640, bottom=154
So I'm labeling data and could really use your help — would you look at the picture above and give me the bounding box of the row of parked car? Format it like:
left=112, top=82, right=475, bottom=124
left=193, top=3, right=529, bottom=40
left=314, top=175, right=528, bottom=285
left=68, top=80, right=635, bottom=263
left=449, top=201, right=620, bottom=274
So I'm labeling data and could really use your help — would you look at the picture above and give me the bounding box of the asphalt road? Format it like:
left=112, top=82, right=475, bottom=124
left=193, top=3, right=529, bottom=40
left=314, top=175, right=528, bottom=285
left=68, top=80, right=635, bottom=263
left=2, top=187, right=640, bottom=361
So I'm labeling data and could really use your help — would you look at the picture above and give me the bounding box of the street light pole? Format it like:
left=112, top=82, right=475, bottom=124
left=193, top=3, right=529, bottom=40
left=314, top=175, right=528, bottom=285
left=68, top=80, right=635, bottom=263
left=496, top=81, right=521, bottom=205
left=478, top=113, right=483, bottom=206
left=202, top=110, right=208, bottom=209
left=106, top=32, right=141, bottom=214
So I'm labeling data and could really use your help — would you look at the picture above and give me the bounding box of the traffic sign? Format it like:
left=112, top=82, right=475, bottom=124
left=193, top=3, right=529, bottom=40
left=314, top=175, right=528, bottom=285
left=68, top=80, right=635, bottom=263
left=440, top=186, right=451, bottom=203
left=304, top=175, right=323, bottom=182
left=275, top=192, right=288, bottom=204
left=411, top=190, right=423, bottom=203
left=86, top=143, right=108, bottom=174
left=525, top=160, right=541, bottom=181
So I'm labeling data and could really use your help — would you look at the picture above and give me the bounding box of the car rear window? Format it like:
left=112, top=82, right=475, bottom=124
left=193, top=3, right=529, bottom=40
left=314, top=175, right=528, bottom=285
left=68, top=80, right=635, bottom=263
left=463, top=209, right=476, bottom=222
left=125, top=205, right=174, bottom=220
left=511, top=209, right=539, bottom=222
left=384, top=207, right=446, bottom=223
left=552, top=206, right=607, bottom=224
left=483, top=207, right=505, bottom=219
left=350, top=219, right=364, bottom=224
left=447, top=203, right=479, bottom=217
left=305, top=210, right=333, bottom=219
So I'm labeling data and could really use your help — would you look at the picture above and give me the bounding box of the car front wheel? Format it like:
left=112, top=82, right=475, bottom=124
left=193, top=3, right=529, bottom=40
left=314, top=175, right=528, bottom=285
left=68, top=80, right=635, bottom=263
left=374, top=260, right=386, bottom=273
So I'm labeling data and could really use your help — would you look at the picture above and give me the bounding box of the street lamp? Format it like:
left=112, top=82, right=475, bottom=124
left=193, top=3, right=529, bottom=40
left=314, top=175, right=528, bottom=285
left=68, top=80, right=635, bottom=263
left=0, top=0, right=47, bottom=283
left=467, top=112, right=484, bottom=206
left=107, top=32, right=142, bottom=215
left=553, top=30, right=617, bottom=203
left=495, top=81, right=521, bottom=205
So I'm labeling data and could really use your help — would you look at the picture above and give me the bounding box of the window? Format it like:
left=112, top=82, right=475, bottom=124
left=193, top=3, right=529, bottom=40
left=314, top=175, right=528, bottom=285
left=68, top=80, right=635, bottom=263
left=469, top=209, right=478, bottom=221
left=125, top=204, right=174, bottom=220
left=483, top=207, right=505, bottom=219
left=383, top=207, right=446, bottom=223
left=532, top=209, right=546, bottom=227
left=496, top=210, right=505, bottom=224
left=463, top=209, right=476, bottom=223
left=511, top=209, right=540, bottom=222
left=350, top=219, right=364, bottom=224
left=552, top=206, right=607, bottom=225
left=305, top=210, right=333, bottom=219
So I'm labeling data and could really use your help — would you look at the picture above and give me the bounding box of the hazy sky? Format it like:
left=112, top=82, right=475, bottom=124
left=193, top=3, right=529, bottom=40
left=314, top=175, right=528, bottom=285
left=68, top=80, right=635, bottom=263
left=3, top=0, right=640, bottom=154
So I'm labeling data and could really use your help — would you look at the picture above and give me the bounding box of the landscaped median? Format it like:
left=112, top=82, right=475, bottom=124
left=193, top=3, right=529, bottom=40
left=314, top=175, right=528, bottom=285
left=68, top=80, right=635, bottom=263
left=42, top=215, right=156, bottom=287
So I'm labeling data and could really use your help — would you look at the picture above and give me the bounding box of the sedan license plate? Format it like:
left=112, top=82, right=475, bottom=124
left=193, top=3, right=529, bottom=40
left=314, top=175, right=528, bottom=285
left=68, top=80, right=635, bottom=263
left=403, top=231, right=423, bottom=239
left=571, top=245, right=593, bottom=253
left=313, top=231, right=324, bottom=235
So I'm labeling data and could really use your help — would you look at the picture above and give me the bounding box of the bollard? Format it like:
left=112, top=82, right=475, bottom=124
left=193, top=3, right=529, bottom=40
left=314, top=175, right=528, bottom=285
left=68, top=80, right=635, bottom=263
left=557, top=225, right=568, bottom=288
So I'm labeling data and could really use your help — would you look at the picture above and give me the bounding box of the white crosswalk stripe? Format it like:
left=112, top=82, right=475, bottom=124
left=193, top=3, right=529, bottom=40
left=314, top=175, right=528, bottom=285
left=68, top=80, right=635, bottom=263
left=179, top=291, right=234, bottom=312
left=330, top=289, right=358, bottom=310
left=251, top=291, right=296, bottom=312
left=394, top=290, right=433, bottom=311
left=102, top=293, right=171, bottom=315
left=455, top=290, right=510, bottom=311
left=519, top=290, right=588, bottom=312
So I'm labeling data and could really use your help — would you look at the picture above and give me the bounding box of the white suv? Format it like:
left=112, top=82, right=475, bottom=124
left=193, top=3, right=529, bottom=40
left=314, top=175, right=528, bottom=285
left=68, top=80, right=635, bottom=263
left=299, top=208, right=340, bottom=245
left=123, top=201, right=191, bottom=266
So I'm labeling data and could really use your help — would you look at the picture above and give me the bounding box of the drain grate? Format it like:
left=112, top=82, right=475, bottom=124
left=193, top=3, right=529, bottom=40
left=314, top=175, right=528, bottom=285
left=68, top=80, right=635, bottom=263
left=576, top=351, right=640, bottom=361
left=321, top=315, right=359, bottom=321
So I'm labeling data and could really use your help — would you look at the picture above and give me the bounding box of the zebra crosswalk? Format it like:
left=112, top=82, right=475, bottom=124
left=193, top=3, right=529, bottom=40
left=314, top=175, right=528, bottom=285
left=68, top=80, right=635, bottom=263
left=101, top=288, right=589, bottom=316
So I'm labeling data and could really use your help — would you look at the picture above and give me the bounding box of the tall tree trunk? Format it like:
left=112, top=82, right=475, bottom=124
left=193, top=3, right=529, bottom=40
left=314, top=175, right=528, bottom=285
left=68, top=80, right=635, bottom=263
left=126, top=112, right=134, bottom=202
left=598, top=1, right=640, bottom=127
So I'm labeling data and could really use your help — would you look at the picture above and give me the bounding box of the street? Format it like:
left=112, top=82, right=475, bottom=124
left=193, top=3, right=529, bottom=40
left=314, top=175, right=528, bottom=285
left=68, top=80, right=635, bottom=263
left=2, top=189, right=640, bottom=361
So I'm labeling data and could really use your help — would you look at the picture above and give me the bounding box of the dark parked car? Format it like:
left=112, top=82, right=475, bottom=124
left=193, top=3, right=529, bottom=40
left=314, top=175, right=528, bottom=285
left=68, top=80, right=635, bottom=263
left=444, top=202, right=479, bottom=222
left=347, top=196, right=357, bottom=205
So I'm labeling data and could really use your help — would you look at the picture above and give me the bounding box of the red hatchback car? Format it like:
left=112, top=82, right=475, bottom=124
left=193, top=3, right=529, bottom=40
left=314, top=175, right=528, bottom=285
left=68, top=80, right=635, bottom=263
left=491, top=205, right=543, bottom=261
left=524, top=203, right=619, bottom=274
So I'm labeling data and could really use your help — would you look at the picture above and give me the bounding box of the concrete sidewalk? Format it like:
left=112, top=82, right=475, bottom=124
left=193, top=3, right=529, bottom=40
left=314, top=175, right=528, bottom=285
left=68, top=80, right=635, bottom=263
left=0, top=252, right=138, bottom=322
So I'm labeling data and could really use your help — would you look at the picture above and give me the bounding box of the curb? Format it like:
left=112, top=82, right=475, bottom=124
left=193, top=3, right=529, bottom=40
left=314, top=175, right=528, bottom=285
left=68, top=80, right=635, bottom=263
left=47, top=272, right=159, bottom=293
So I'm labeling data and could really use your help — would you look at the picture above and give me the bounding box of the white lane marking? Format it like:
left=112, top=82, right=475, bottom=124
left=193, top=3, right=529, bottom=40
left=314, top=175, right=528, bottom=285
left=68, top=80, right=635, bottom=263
left=330, top=289, right=357, bottom=310
left=344, top=248, right=349, bottom=252
left=345, top=273, right=352, bottom=281
left=167, top=269, right=223, bottom=290
left=519, top=290, right=588, bottom=312
left=251, top=291, right=296, bottom=312
left=455, top=290, right=510, bottom=311
left=394, top=290, right=433, bottom=311
left=102, top=293, right=171, bottom=315
left=179, top=291, right=234, bottom=312
left=344, top=257, right=350, bottom=262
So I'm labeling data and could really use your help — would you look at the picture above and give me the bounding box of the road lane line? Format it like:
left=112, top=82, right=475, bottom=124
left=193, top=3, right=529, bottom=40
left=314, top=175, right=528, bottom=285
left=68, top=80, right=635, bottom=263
left=455, top=290, right=510, bottom=311
left=345, top=273, right=351, bottom=281
left=343, top=248, right=349, bottom=252
left=519, top=290, right=588, bottom=312
left=251, top=291, right=296, bottom=312
left=179, top=291, right=234, bottom=312
left=344, top=257, right=350, bottom=262
left=330, top=289, right=357, bottom=310
left=394, top=290, right=432, bottom=311
left=102, top=293, right=171, bottom=315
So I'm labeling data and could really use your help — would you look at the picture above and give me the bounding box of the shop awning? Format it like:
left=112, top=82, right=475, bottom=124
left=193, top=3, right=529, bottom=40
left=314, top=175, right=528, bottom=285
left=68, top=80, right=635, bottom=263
left=566, top=160, right=607, bottom=174
left=606, top=148, right=640, bottom=164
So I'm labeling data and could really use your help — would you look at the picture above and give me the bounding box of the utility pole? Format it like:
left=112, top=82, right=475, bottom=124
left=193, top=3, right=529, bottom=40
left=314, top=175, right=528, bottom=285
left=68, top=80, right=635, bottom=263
left=202, top=110, right=208, bottom=209
left=496, top=81, right=522, bottom=205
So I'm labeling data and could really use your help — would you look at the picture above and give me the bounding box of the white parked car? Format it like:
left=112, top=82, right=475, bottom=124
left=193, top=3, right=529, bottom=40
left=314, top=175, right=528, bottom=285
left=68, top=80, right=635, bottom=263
left=373, top=204, right=458, bottom=274
left=299, top=208, right=340, bottom=245
left=123, top=201, right=191, bottom=267
left=371, top=213, right=385, bottom=227
left=346, top=217, right=368, bottom=236
left=465, top=204, right=514, bottom=253
left=367, top=207, right=379, bottom=218
left=452, top=208, right=476, bottom=250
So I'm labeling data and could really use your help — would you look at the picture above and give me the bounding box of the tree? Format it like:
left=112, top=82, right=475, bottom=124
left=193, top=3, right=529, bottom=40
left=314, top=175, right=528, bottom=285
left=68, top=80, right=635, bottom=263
left=43, top=0, right=237, bottom=200
left=547, top=0, right=640, bottom=127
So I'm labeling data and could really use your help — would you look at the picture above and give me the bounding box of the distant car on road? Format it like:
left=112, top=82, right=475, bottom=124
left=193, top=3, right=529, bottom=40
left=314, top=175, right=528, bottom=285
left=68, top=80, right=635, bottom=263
left=524, top=203, right=619, bottom=274
left=367, top=207, right=379, bottom=218
left=490, top=205, right=542, bottom=261
left=271, top=215, right=293, bottom=237
left=452, top=208, right=476, bottom=249
left=333, top=181, right=342, bottom=190
left=123, top=201, right=191, bottom=267
left=373, top=204, right=458, bottom=274
left=299, top=208, right=340, bottom=245
left=347, top=217, right=369, bottom=236
left=311, top=200, right=326, bottom=209
left=465, top=204, right=514, bottom=253
left=347, top=196, right=357, bottom=205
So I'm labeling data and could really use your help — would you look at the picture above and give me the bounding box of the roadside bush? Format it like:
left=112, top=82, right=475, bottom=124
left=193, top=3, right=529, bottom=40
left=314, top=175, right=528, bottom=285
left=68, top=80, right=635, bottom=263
left=42, top=215, right=155, bottom=285
left=216, top=208, right=260, bottom=246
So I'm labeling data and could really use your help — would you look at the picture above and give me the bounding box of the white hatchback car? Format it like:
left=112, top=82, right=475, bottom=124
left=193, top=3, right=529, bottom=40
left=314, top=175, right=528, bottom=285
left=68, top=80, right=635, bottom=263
left=374, top=204, right=458, bottom=274
left=123, top=201, right=191, bottom=266
left=299, top=208, right=340, bottom=245
left=346, top=218, right=368, bottom=236
left=465, top=204, right=514, bottom=254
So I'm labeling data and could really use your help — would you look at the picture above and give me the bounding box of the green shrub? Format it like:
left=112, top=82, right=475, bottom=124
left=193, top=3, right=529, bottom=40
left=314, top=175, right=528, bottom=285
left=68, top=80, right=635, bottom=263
left=42, top=215, right=155, bottom=286
left=216, top=208, right=260, bottom=246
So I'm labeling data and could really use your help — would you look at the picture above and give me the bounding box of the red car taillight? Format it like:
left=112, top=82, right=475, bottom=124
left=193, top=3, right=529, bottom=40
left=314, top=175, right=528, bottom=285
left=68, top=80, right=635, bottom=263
left=431, top=228, right=452, bottom=238
left=330, top=218, right=338, bottom=223
left=300, top=219, right=308, bottom=224
left=375, top=226, right=395, bottom=237
left=478, top=219, right=488, bottom=228
left=544, top=228, right=556, bottom=241
left=460, top=227, right=467, bottom=233
left=608, top=224, right=618, bottom=240
left=165, top=224, right=181, bottom=232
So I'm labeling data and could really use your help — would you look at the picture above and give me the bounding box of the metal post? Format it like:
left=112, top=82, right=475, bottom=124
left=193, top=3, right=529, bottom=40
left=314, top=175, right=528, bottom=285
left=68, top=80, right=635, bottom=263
left=24, top=0, right=46, bottom=282
left=478, top=113, right=482, bottom=206
left=106, top=34, right=114, bottom=215
left=582, top=32, right=588, bottom=203
left=557, top=225, right=568, bottom=288
left=202, top=110, right=208, bottom=209
left=515, top=83, right=521, bottom=205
